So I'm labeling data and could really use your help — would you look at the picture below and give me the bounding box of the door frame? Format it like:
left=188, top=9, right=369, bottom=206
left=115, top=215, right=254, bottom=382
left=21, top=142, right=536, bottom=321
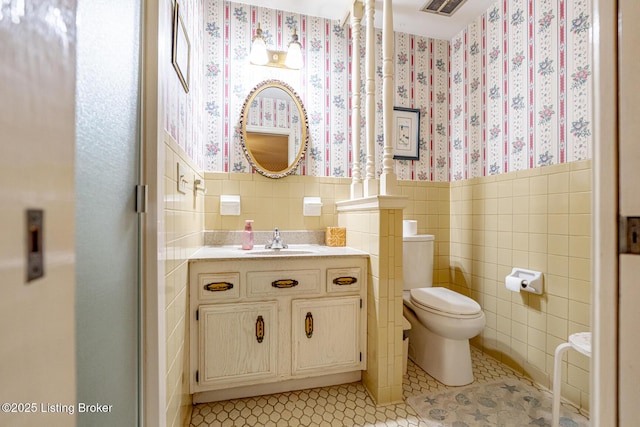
left=141, top=0, right=165, bottom=426
left=592, top=0, right=618, bottom=425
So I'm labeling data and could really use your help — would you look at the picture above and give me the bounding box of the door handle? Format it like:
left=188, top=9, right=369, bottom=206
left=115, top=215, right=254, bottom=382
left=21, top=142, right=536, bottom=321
left=256, top=315, right=265, bottom=343
left=620, top=216, right=640, bottom=254
left=272, top=279, right=299, bottom=288
left=305, top=312, right=313, bottom=338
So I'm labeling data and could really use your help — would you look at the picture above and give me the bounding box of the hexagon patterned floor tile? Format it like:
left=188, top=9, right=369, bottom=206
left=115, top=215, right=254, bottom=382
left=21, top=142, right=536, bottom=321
left=190, top=348, right=584, bottom=426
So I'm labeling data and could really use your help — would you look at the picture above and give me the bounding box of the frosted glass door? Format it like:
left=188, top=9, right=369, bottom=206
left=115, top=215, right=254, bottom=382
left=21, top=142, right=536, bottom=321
left=75, top=0, right=142, bottom=425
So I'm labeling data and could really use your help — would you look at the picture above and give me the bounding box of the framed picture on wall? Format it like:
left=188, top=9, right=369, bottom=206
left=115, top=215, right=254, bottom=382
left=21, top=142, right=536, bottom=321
left=172, top=0, right=190, bottom=93
left=392, top=107, right=420, bottom=160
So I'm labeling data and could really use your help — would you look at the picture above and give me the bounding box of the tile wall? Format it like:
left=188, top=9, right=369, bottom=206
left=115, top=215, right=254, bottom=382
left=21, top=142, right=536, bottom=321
left=448, top=160, right=592, bottom=412
left=338, top=206, right=404, bottom=404
left=203, top=172, right=351, bottom=232
left=399, top=180, right=451, bottom=286
left=164, top=134, right=206, bottom=427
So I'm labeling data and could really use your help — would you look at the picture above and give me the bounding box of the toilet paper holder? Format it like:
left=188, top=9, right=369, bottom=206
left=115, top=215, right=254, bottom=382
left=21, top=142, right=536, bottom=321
left=506, top=268, right=543, bottom=295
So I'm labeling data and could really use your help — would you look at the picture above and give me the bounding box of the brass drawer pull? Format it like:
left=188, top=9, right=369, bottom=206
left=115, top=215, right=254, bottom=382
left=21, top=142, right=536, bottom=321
left=204, top=281, right=234, bottom=292
left=256, top=315, right=265, bottom=343
left=271, top=279, right=299, bottom=289
left=333, top=276, right=358, bottom=286
left=305, top=312, right=313, bottom=338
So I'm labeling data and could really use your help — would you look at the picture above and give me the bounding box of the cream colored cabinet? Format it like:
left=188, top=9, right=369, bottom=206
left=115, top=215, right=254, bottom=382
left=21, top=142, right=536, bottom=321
left=292, top=297, right=362, bottom=376
left=198, top=302, right=277, bottom=389
left=189, top=253, right=367, bottom=403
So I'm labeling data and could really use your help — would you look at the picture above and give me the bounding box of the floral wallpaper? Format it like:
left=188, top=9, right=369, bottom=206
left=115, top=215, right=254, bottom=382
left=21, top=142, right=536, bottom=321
left=203, top=0, right=450, bottom=181
left=192, top=0, right=592, bottom=182
left=393, top=34, right=450, bottom=182
left=449, top=0, right=592, bottom=180
left=164, top=0, right=206, bottom=169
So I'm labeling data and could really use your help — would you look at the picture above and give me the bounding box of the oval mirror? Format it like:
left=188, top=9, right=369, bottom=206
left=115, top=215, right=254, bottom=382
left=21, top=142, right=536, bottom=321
left=240, top=80, right=309, bottom=178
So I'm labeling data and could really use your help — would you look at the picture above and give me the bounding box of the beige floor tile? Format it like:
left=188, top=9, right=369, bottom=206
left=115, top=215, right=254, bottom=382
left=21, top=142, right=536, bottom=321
left=190, top=348, right=587, bottom=426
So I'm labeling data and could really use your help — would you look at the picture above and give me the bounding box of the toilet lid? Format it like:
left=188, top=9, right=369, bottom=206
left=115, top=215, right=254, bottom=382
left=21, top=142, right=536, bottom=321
left=410, top=287, right=481, bottom=315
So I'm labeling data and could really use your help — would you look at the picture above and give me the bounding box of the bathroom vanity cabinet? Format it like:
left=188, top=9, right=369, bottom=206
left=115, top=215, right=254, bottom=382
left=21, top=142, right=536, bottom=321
left=188, top=247, right=368, bottom=403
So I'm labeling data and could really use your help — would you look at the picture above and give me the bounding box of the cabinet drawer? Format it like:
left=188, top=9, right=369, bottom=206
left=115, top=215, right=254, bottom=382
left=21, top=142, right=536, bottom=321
left=197, top=272, right=240, bottom=302
left=327, top=267, right=361, bottom=293
left=247, top=269, right=321, bottom=297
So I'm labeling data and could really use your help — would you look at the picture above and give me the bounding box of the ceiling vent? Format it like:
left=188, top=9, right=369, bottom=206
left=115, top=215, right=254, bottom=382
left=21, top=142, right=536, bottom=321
left=420, top=0, right=468, bottom=16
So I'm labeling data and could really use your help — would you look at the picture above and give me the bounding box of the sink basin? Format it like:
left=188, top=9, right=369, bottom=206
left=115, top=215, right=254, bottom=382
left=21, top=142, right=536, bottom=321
left=245, top=249, right=317, bottom=256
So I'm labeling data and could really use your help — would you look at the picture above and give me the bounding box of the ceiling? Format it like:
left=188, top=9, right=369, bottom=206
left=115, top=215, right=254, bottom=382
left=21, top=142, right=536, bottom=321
left=231, top=0, right=496, bottom=40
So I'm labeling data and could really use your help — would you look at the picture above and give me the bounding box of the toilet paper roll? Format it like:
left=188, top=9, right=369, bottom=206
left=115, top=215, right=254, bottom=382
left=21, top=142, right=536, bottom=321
left=506, top=275, right=525, bottom=292
left=403, top=220, right=418, bottom=236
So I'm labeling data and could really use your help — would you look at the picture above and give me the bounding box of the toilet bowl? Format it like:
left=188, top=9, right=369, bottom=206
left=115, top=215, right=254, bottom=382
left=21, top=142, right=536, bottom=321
left=407, top=287, right=485, bottom=339
left=403, top=288, right=485, bottom=386
left=402, top=234, right=485, bottom=386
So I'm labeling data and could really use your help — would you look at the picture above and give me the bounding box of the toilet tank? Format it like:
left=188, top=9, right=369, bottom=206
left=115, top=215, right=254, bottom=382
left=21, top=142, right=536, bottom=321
left=403, top=234, right=435, bottom=290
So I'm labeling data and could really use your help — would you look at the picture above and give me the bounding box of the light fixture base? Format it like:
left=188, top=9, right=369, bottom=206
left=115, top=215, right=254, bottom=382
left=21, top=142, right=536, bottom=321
left=263, top=49, right=289, bottom=69
left=250, top=49, right=301, bottom=70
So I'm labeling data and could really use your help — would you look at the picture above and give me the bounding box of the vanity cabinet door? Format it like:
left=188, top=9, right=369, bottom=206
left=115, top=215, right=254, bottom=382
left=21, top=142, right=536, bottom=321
left=198, top=302, right=278, bottom=389
left=291, top=297, right=363, bottom=376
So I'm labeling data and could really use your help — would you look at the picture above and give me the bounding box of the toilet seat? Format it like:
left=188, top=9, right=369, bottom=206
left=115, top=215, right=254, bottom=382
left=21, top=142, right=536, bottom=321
left=409, top=287, right=481, bottom=317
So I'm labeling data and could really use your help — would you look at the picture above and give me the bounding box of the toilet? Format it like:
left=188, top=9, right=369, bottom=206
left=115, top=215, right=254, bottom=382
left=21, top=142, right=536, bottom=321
left=402, top=234, right=485, bottom=386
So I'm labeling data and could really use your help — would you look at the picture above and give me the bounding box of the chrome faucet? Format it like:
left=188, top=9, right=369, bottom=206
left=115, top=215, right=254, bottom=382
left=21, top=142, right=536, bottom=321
left=265, top=227, right=287, bottom=249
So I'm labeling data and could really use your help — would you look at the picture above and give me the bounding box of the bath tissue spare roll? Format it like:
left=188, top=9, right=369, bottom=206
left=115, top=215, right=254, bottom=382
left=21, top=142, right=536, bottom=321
left=506, top=275, right=525, bottom=292
left=403, top=220, right=417, bottom=236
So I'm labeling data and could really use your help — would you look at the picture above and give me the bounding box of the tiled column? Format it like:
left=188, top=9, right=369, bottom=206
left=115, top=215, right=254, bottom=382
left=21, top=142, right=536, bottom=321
left=337, top=196, right=407, bottom=404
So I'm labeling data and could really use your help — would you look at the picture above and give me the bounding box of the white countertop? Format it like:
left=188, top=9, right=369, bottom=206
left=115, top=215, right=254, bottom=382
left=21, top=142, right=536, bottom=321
left=190, top=244, right=369, bottom=261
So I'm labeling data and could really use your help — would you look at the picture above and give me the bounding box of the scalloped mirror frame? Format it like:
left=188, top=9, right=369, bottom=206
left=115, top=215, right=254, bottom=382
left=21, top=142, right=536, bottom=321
left=240, top=79, right=309, bottom=179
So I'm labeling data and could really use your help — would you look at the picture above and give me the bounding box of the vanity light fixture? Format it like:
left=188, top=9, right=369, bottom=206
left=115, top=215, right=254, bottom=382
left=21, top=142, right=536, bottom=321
left=249, top=24, right=303, bottom=70
left=284, top=28, right=303, bottom=69
left=249, top=23, right=269, bottom=66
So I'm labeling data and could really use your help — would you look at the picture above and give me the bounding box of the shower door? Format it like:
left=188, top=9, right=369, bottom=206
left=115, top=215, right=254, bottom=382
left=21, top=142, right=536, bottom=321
left=75, top=0, right=142, bottom=426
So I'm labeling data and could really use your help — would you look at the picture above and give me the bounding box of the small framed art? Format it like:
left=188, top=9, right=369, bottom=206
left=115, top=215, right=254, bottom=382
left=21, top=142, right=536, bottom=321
left=392, top=106, right=421, bottom=160
left=172, top=0, right=190, bottom=93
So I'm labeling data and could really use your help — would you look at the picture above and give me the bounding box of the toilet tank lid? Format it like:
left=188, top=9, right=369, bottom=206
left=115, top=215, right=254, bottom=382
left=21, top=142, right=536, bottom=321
left=403, top=234, right=435, bottom=242
left=410, top=287, right=481, bottom=315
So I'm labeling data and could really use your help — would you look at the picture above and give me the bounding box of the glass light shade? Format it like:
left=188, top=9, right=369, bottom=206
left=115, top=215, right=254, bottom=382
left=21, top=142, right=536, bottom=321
left=249, top=37, right=269, bottom=66
left=284, top=41, right=303, bottom=69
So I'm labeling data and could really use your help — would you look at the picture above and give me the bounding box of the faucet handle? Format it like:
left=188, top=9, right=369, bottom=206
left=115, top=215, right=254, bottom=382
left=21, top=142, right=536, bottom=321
left=268, top=227, right=286, bottom=249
